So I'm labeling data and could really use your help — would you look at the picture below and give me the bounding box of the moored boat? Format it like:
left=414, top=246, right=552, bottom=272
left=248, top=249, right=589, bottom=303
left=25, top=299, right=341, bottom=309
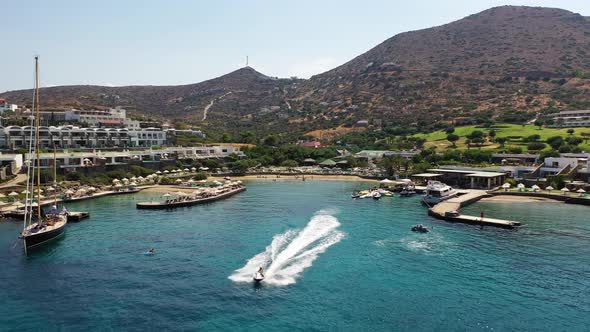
left=421, top=181, right=457, bottom=205
left=136, top=186, right=246, bottom=210
left=20, top=56, right=68, bottom=255
left=400, top=183, right=417, bottom=197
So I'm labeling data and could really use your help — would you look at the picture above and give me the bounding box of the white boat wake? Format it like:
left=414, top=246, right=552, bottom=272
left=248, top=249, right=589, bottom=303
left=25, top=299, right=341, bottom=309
left=229, top=210, right=345, bottom=286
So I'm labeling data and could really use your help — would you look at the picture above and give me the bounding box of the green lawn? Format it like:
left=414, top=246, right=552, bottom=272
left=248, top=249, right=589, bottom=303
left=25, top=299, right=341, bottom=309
left=415, top=124, right=590, bottom=152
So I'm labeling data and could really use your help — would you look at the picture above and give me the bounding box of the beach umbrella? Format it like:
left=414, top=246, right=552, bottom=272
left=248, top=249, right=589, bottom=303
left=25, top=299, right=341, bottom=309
left=502, top=183, right=511, bottom=189
left=65, top=189, right=74, bottom=195
left=577, top=188, right=586, bottom=194
left=236, top=180, right=242, bottom=184
left=380, top=178, right=394, bottom=183
left=129, top=182, right=138, bottom=186
left=175, top=191, right=186, bottom=196
left=176, top=169, right=182, bottom=173
left=531, top=185, right=540, bottom=191
left=545, top=186, right=554, bottom=191
left=12, top=201, right=24, bottom=207
left=561, top=187, right=570, bottom=195
left=199, top=167, right=209, bottom=171
left=46, top=186, right=55, bottom=191
left=175, top=179, right=183, bottom=183
left=517, top=183, right=525, bottom=189
left=8, top=191, right=19, bottom=197
left=112, top=179, right=120, bottom=183
left=184, top=168, right=189, bottom=172
left=114, top=183, right=123, bottom=188
left=156, top=171, right=162, bottom=174
left=163, top=170, right=169, bottom=174
left=21, top=190, right=30, bottom=194
left=162, top=193, right=171, bottom=198
left=0, top=193, right=6, bottom=198
left=191, top=167, right=196, bottom=172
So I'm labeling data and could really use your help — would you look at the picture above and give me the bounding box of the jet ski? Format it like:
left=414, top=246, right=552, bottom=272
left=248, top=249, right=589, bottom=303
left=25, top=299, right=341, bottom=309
left=253, top=272, right=265, bottom=282
left=411, top=224, right=429, bottom=233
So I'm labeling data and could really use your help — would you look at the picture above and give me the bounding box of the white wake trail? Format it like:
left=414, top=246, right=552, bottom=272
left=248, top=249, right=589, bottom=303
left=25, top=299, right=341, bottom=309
left=229, top=211, right=345, bottom=286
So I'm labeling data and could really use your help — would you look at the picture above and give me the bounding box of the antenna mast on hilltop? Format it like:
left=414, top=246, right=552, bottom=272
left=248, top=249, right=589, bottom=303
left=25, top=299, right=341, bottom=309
left=246, top=56, right=249, bottom=67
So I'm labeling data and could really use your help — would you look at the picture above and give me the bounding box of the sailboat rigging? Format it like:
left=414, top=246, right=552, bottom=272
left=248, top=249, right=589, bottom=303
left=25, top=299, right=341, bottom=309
left=20, top=56, right=68, bottom=254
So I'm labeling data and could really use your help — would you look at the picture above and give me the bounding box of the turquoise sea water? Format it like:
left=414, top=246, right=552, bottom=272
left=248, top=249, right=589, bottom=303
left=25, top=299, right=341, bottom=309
left=1, top=180, right=589, bottom=331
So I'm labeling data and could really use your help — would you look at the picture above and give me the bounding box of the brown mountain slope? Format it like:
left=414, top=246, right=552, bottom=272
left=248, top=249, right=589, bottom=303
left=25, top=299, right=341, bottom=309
left=323, top=6, right=590, bottom=77
left=1, top=67, right=300, bottom=124
left=293, top=6, right=590, bottom=131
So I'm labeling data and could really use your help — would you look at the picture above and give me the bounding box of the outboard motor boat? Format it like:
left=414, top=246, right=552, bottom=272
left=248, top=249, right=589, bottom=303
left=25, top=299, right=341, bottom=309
left=411, top=224, right=429, bottom=233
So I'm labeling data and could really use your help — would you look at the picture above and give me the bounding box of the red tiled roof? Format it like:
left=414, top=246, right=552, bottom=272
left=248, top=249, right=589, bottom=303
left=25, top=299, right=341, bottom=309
left=298, top=141, right=322, bottom=148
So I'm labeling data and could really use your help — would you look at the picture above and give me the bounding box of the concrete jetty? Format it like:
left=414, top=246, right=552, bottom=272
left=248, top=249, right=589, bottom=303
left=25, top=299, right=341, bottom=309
left=428, top=190, right=521, bottom=229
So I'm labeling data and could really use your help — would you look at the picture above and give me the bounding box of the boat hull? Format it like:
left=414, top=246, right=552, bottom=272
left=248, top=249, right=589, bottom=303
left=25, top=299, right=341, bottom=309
left=23, top=221, right=66, bottom=250
left=136, top=187, right=246, bottom=210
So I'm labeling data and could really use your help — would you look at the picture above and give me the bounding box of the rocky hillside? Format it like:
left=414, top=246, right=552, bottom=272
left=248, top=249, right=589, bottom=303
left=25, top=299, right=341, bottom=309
left=1, top=67, right=301, bottom=129
left=295, top=6, right=590, bottom=131
left=2, top=6, right=590, bottom=138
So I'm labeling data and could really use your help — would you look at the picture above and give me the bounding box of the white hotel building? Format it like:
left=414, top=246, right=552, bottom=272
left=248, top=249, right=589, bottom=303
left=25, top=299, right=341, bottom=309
left=64, top=107, right=141, bottom=129
left=552, top=110, right=590, bottom=127
left=0, top=125, right=167, bottom=150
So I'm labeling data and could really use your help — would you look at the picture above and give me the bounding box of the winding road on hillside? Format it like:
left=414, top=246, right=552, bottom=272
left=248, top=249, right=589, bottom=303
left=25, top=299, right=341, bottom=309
left=202, top=92, right=232, bottom=121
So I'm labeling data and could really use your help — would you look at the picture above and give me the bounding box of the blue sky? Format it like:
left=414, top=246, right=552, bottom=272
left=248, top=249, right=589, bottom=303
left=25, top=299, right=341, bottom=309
left=2, top=0, right=588, bottom=92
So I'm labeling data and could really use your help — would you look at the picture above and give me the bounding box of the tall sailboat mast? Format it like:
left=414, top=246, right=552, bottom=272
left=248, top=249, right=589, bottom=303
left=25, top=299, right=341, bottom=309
left=35, top=56, right=42, bottom=220
left=21, top=55, right=68, bottom=254
left=53, top=142, right=57, bottom=205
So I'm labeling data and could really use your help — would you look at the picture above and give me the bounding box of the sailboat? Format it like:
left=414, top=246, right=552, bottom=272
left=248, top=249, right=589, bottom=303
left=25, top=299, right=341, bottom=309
left=20, top=56, right=67, bottom=254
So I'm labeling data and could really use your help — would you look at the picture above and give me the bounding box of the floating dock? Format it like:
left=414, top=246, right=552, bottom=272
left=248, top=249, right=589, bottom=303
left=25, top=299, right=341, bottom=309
left=428, top=190, right=521, bottom=229
left=136, top=187, right=246, bottom=210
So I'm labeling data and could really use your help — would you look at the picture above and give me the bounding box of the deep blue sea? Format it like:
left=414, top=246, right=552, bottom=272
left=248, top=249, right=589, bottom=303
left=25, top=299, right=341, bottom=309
left=1, top=180, right=589, bottom=331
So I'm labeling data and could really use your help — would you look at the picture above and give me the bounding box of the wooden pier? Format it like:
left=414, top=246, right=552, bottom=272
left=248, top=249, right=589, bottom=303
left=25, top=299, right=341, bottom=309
left=428, top=190, right=521, bottom=229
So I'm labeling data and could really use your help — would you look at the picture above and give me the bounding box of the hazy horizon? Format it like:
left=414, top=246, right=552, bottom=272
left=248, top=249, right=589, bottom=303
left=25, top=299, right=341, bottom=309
left=2, top=0, right=589, bottom=92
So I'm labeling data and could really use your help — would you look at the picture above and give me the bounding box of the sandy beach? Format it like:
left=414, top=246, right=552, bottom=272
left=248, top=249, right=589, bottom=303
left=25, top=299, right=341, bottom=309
left=480, top=195, right=563, bottom=203
left=141, top=185, right=198, bottom=194
left=216, top=174, right=379, bottom=183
